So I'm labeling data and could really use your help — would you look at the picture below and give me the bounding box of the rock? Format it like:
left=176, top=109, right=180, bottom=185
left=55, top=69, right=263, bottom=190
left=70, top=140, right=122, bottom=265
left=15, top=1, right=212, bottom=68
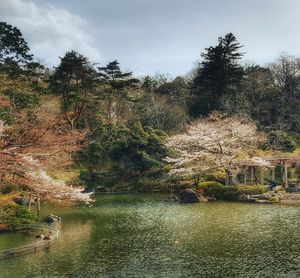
left=273, top=186, right=283, bottom=193
left=13, top=196, right=28, bottom=205
left=44, top=214, right=61, bottom=223
left=165, top=195, right=179, bottom=202
left=82, top=188, right=94, bottom=193
left=239, top=194, right=257, bottom=203
left=255, top=199, right=270, bottom=204
left=179, top=189, right=199, bottom=203
left=35, top=234, right=45, bottom=239
left=206, top=197, right=216, bottom=201
left=238, top=194, right=250, bottom=201
left=269, top=197, right=280, bottom=202
left=260, top=193, right=273, bottom=200
left=13, top=196, right=35, bottom=206
left=198, top=194, right=208, bottom=202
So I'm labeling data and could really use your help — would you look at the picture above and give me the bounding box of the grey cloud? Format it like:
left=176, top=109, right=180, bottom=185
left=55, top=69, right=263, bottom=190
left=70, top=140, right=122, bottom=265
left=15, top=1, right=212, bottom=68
left=0, top=0, right=101, bottom=66
left=2, top=0, right=300, bottom=76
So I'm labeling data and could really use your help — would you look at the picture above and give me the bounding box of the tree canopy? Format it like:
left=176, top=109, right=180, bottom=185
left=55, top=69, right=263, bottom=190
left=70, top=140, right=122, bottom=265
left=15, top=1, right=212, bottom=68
left=190, top=33, right=244, bottom=116
left=0, top=22, right=35, bottom=76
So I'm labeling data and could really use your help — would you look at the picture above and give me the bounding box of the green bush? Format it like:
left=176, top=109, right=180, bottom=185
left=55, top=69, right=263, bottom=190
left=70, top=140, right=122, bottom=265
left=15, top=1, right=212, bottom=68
left=202, top=186, right=239, bottom=200
left=78, top=122, right=168, bottom=189
left=0, top=107, right=16, bottom=124
left=7, top=207, right=39, bottom=230
left=203, top=170, right=226, bottom=184
left=237, top=185, right=268, bottom=195
left=0, top=183, right=16, bottom=194
left=201, top=184, right=268, bottom=201
left=5, top=90, right=40, bottom=110
left=199, top=181, right=224, bottom=188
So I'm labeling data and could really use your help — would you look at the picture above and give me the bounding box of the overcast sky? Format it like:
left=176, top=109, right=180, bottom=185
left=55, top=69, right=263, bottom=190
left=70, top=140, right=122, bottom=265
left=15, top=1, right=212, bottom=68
left=1, top=0, right=300, bottom=76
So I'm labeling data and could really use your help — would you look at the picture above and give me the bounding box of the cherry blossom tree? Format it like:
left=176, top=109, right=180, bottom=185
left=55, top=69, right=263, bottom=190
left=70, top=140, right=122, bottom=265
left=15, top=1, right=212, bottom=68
left=165, top=112, right=266, bottom=184
left=0, top=114, right=92, bottom=202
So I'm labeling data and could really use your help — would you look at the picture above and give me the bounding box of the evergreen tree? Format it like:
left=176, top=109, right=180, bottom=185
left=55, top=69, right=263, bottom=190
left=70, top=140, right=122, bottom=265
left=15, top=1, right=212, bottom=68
left=0, top=22, right=34, bottom=76
left=97, top=60, right=139, bottom=124
left=98, top=60, right=139, bottom=89
left=190, top=33, right=244, bottom=116
left=50, top=50, right=98, bottom=129
left=142, top=75, right=157, bottom=92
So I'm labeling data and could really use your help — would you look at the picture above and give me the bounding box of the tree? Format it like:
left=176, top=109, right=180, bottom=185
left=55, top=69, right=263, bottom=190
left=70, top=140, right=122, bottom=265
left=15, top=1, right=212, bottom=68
left=98, top=60, right=139, bottom=89
left=136, top=93, right=188, bottom=133
left=165, top=112, right=265, bottom=184
left=223, top=65, right=275, bottom=125
left=50, top=51, right=98, bottom=130
left=97, top=60, right=139, bottom=124
left=78, top=122, right=168, bottom=189
left=156, top=76, right=189, bottom=104
left=0, top=117, right=91, bottom=202
left=141, top=75, right=157, bottom=92
left=0, top=22, right=34, bottom=76
left=269, top=54, right=300, bottom=132
left=190, top=33, right=244, bottom=116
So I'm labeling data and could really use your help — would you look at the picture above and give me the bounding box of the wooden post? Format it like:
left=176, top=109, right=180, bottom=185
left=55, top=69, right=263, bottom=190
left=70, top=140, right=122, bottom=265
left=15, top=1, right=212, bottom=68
left=37, top=197, right=41, bottom=215
left=284, top=161, right=288, bottom=188
left=28, top=193, right=32, bottom=212
left=272, top=167, right=275, bottom=182
left=250, top=167, right=254, bottom=184
left=260, top=167, right=264, bottom=185
left=244, top=167, right=247, bottom=185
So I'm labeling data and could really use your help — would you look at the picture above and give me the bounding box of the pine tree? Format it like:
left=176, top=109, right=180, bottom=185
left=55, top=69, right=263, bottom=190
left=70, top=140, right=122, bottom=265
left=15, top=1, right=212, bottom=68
left=0, top=22, right=34, bottom=76
left=50, top=50, right=98, bottom=129
left=97, top=60, right=139, bottom=124
left=190, top=33, right=244, bottom=116
left=142, top=75, right=157, bottom=92
left=98, top=60, right=139, bottom=89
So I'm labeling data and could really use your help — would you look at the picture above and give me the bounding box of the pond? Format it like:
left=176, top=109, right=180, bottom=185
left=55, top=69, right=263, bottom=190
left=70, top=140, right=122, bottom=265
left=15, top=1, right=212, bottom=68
left=0, top=194, right=300, bottom=277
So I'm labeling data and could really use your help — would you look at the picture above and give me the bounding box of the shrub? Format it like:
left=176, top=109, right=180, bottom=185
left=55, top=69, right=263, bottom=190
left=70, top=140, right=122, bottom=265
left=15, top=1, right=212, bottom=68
left=201, top=184, right=268, bottom=201
left=237, top=185, right=268, bottom=195
left=199, top=181, right=224, bottom=188
left=203, top=170, right=226, bottom=184
left=5, top=90, right=40, bottom=110
left=7, top=207, right=39, bottom=230
left=0, top=183, right=16, bottom=194
left=0, top=107, right=15, bottom=124
left=203, top=186, right=239, bottom=200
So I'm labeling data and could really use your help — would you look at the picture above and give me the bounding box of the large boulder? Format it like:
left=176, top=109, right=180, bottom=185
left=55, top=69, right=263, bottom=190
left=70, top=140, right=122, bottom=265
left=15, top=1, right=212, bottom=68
left=179, top=189, right=200, bottom=203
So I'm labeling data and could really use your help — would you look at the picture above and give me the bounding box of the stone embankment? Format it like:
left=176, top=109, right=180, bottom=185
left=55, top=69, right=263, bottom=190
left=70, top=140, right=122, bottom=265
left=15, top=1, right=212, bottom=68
left=0, top=225, right=59, bottom=259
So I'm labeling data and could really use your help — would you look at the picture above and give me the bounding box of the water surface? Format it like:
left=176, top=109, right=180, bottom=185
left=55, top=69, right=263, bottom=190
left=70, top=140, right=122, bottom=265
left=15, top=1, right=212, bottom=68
left=0, top=194, right=300, bottom=277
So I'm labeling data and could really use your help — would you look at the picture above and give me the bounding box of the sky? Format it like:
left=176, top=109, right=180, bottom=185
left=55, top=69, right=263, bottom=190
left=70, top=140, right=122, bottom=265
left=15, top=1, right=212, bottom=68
left=1, top=0, right=300, bottom=76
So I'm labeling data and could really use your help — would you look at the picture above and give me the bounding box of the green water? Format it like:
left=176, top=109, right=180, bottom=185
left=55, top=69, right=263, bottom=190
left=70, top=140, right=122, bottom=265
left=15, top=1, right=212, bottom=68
left=0, top=194, right=300, bottom=277
left=0, top=231, right=34, bottom=250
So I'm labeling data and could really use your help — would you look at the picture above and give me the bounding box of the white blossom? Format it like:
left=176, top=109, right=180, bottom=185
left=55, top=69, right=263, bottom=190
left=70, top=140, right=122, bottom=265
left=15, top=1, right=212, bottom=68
left=165, top=112, right=266, bottom=178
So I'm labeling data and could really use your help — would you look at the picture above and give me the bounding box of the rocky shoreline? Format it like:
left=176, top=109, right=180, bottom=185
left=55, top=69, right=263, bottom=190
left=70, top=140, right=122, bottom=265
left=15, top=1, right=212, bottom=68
left=280, top=193, right=300, bottom=205
left=177, top=188, right=300, bottom=206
